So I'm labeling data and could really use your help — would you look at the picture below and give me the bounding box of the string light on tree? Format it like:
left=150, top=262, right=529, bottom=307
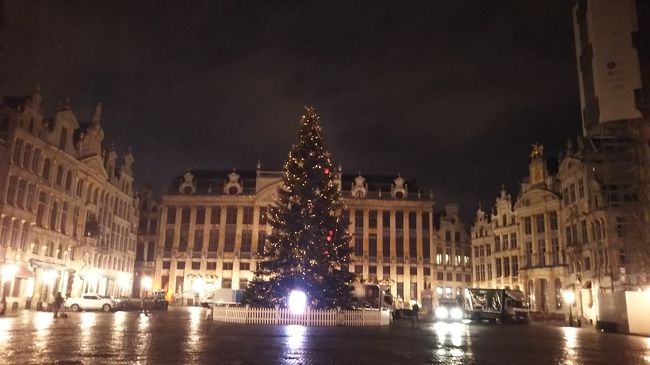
left=243, top=106, right=356, bottom=309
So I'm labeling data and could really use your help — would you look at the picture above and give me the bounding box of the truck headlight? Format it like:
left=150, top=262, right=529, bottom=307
left=450, top=308, right=463, bottom=320
left=435, top=307, right=449, bottom=319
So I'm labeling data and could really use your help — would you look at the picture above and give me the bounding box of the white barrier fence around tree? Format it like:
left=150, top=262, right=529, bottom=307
left=212, top=306, right=391, bottom=326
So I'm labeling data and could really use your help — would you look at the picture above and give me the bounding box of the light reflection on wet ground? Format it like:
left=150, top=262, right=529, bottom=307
left=0, top=308, right=649, bottom=364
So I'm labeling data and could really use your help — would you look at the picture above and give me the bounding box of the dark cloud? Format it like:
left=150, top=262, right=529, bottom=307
left=1, top=0, right=581, bottom=222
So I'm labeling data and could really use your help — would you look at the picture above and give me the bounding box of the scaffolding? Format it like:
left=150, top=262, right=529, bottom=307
left=585, top=119, right=650, bottom=289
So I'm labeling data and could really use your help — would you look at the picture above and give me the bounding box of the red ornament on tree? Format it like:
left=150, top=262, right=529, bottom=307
left=323, top=168, right=330, bottom=175
left=326, top=236, right=332, bottom=241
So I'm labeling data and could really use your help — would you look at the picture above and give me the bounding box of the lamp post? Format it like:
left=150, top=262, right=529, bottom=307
left=141, top=276, right=153, bottom=297
left=563, top=290, right=575, bottom=327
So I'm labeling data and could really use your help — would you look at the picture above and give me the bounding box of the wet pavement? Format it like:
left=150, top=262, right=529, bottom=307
left=0, top=307, right=649, bottom=364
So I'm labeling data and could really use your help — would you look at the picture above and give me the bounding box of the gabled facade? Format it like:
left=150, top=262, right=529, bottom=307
left=140, top=166, right=472, bottom=311
left=0, top=87, right=138, bottom=310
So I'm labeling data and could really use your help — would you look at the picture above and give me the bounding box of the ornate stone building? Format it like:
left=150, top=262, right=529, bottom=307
left=132, top=186, right=159, bottom=296
left=140, top=166, right=472, bottom=309
left=472, top=142, right=649, bottom=323
left=471, top=187, right=520, bottom=291
left=0, top=87, right=138, bottom=310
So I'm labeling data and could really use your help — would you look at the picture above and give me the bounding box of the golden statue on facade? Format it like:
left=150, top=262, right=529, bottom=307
left=530, top=143, right=544, bottom=159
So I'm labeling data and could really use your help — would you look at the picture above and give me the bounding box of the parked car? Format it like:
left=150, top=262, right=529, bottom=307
left=65, top=294, right=117, bottom=312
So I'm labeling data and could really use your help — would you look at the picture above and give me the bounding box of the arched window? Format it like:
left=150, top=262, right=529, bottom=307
left=65, top=171, right=73, bottom=191
left=32, top=239, right=40, bottom=254
left=20, top=222, right=29, bottom=251
left=47, top=241, right=54, bottom=257
left=55, top=165, right=64, bottom=186
left=57, top=243, right=63, bottom=259
left=50, top=201, right=58, bottom=229
left=42, top=158, right=51, bottom=180
left=12, top=139, right=24, bottom=164
left=24, top=144, right=33, bottom=169
left=502, top=214, right=507, bottom=227
left=554, top=278, right=562, bottom=309
left=0, top=216, right=11, bottom=247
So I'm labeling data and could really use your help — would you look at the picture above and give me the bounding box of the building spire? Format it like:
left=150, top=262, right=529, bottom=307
left=92, top=102, right=103, bottom=125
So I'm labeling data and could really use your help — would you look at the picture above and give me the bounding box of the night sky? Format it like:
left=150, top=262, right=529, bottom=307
left=1, top=1, right=581, bottom=223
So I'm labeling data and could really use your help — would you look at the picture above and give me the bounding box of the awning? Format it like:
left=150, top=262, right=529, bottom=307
left=29, top=259, right=70, bottom=271
left=15, top=265, right=34, bottom=278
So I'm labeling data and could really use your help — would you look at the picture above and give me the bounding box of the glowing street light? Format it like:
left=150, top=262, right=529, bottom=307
left=191, top=277, right=206, bottom=294
left=288, top=290, right=307, bottom=314
left=1, top=264, right=18, bottom=298
left=1, top=264, right=17, bottom=282
left=563, top=290, right=576, bottom=327
left=141, top=276, right=153, bottom=291
left=118, top=273, right=131, bottom=290
left=43, top=270, right=58, bottom=287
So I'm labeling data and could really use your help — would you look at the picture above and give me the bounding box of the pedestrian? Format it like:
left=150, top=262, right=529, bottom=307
left=139, top=295, right=150, bottom=317
left=411, top=303, right=420, bottom=326
left=52, top=292, right=64, bottom=319
left=0, top=294, right=6, bottom=316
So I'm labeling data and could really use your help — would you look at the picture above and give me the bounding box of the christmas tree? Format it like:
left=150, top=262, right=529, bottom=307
left=244, top=107, right=356, bottom=309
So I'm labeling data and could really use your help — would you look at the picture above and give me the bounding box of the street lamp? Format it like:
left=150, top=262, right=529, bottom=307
left=141, top=276, right=153, bottom=294
left=288, top=290, right=307, bottom=314
left=1, top=264, right=18, bottom=297
left=563, top=290, right=576, bottom=327
left=191, top=277, right=206, bottom=295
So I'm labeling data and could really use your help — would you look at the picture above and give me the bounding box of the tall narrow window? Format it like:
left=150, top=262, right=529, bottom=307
left=193, top=229, right=204, bottom=253
left=369, top=210, right=377, bottom=228
left=12, top=139, right=24, bottom=165
left=408, top=236, right=417, bottom=257
left=60, top=202, right=69, bottom=234
left=50, top=201, right=58, bottom=229
left=368, top=234, right=377, bottom=257
left=65, top=171, right=73, bottom=191
left=423, top=235, right=430, bottom=259
left=259, top=207, right=267, bottom=225
left=224, top=228, right=236, bottom=252
left=34, top=192, right=46, bottom=228
left=42, top=159, right=51, bottom=180
left=241, top=230, right=252, bottom=253
left=210, top=206, right=221, bottom=224
left=243, top=206, right=253, bottom=224
left=167, top=206, right=176, bottom=224
left=226, top=206, right=237, bottom=224
left=55, top=165, right=64, bottom=186
left=382, top=237, right=390, bottom=258
left=164, top=229, right=174, bottom=252
left=257, top=231, right=266, bottom=255
left=181, top=207, right=190, bottom=224
left=59, top=127, right=68, bottom=150
left=179, top=228, right=188, bottom=251
left=208, top=229, right=219, bottom=252
left=6, top=176, right=18, bottom=205
left=195, top=207, right=205, bottom=225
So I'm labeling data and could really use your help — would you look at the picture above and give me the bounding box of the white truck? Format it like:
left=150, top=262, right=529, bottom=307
left=352, top=283, right=394, bottom=310
left=464, top=288, right=529, bottom=324
left=200, top=289, right=243, bottom=307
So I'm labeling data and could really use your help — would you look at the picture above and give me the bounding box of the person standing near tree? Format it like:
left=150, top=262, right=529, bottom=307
left=139, top=294, right=150, bottom=317
left=52, top=292, right=64, bottom=319
left=0, top=294, right=6, bottom=315
left=412, top=303, right=420, bottom=325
